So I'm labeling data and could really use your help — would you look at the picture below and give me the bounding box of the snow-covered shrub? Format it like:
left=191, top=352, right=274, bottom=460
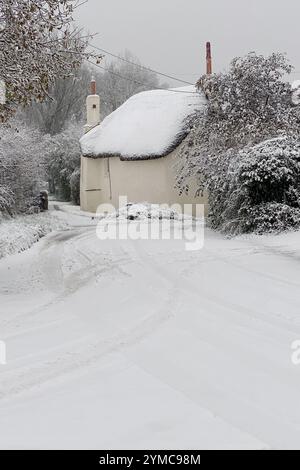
left=241, top=203, right=300, bottom=234
left=209, top=137, right=300, bottom=234
left=0, top=185, right=14, bottom=216
left=0, top=120, right=82, bottom=210
left=237, top=138, right=300, bottom=206
left=70, top=168, right=80, bottom=205
left=111, top=203, right=191, bottom=221
left=45, top=122, right=81, bottom=202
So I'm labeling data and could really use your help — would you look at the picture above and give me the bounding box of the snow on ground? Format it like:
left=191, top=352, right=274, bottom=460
left=80, top=86, right=206, bottom=159
left=49, top=200, right=99, bottom=225
left=0, top=204, right=300, bottom=449
left=0, top=211, right=67, bottom=259
left=0, top=200, right=100, bottom=260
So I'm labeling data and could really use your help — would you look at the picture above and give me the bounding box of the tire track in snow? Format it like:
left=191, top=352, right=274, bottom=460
left=120, top=240, right=300, bottom=449
left=0, top=233, right=187, bottom=400
left=0, top=284, right=182, bottom=402
left=0, top=225, right=132, bottom=336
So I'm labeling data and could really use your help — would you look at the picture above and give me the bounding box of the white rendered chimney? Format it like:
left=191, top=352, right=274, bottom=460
left=84, top=77, right=100, bottom=134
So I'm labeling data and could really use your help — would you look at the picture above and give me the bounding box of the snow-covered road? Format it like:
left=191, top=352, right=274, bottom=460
left=0, top=207, right=300, bottom=449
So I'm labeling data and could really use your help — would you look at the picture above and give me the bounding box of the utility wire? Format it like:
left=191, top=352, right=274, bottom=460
left=89, top=43, right=300, bottom=82
left=86, top=60, right=199, bottom=94
left=89, top=43, right=195, bottom=86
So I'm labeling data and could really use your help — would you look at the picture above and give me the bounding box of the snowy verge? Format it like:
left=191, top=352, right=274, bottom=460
left=0, top=212, right=68, bottom=259
left=236, top=228, right=300, bottom=258
left=49, top=201, right=97, bottom=219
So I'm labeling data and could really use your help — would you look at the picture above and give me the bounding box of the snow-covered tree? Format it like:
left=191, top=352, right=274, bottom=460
left=20, top=51, right=166, bottom=133
left=45, top=122, right=81, bottom=202
left=0, top=183, right=14, bottom=216
left=176, top=52, right=300, bottom=233
left=0, top=119, right=50, bottom=214
left=69, top=167, right=80, bottom=205
left=20, top=65, right=91, bottom=135
left=0, top=119, right=82, bottom=216
left=0, top=0, right=99, bottom=122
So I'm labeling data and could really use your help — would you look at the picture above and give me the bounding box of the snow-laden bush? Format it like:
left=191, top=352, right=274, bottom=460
left=70, top=168, right=80, bottom=205
left=210, top=137, right=300, bottom=234
left=241, top=203, right=300, bottom=234
left=0, top=185, right=14, bottom=216
left=237, top=137, right=300, bottom=205
left=0, top=120, right=82, bottom=216
left=111, top=203, right=193, bottom=221
left=45, top=122, right=81, bottom=202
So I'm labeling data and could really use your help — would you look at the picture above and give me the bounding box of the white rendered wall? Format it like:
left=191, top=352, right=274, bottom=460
left=80, top=147, right=208, bottom=214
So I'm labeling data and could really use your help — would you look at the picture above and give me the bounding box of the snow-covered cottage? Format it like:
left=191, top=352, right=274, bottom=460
left=79, top=80, right=208, bottom=213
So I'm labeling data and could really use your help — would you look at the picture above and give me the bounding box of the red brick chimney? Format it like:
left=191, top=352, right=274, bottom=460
left=206, top=42, right=212, bottom=75
left=91, top=77, right=96, bottom=95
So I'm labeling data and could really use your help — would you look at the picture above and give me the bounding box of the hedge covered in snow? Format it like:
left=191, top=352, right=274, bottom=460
left=0, top=212, right=66, bottom=259
left=206, top=137, right=300, bottom=234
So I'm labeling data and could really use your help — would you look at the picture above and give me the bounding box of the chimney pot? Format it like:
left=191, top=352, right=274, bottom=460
left=206, top=42, right=212, bottom=75
left=91, top=78, right=96, bottom=95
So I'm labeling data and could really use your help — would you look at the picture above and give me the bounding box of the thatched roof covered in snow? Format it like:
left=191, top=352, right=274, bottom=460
left=80, top=86, right=206, bottom=161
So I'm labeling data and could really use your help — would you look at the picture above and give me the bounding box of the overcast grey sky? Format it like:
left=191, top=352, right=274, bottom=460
left=75, top=0, right=300, bottom=85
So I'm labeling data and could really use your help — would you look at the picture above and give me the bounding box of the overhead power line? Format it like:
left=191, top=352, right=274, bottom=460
left=89, top=43, right=195, bottom=86
left=86, top=59, right=199, bottom=95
